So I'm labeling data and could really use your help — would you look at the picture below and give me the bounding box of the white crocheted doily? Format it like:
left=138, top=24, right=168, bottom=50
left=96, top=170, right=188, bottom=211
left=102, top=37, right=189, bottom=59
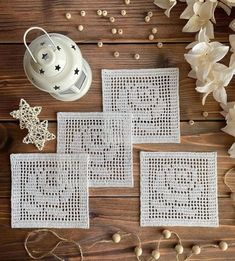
left=140, top=152, right=218, bottom=227
left=102, top=68, right=180, bottom=143
left=57, top=112, right=133, bottom=187
left=11, top=154, right=89, bottom=228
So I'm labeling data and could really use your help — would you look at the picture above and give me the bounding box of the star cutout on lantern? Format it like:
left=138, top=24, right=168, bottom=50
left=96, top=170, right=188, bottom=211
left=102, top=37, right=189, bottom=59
left=10, top=99, right=56, bottom=150
left=54, top=85, right=60, bottom=90
left=55, top=65, right=61, bottom=71
left=42, top=53, right=49, bottom=60
left=40, top=42, right=45, bottom=46
left=57, top=46, right=61, bottom=51
left=39, top=69, right=45, bottom=74
left=23, top=120, right=56, bottom=151
left=74, top=68, right=79, bottom=75
left=71, top=45, right=76, bottom=50
left=10, top=99, right=41, bottom=129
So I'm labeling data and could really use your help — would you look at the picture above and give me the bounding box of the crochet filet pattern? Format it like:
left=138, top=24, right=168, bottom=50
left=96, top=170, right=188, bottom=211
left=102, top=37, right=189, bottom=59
left=11, top=154, right=89, bottom=228
left=57, top=112, right=133, bottom=187
left=140, top=152, right=218, bottom=227
left=102, top=68, right=180, bottom=143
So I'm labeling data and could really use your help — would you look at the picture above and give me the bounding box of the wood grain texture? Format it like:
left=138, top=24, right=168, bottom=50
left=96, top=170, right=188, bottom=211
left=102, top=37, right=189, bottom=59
left=0, top=0, right=233, bottom=43
left=0, top=44, right=235, bottom=121
left=1, top=1, right=235, bottom=261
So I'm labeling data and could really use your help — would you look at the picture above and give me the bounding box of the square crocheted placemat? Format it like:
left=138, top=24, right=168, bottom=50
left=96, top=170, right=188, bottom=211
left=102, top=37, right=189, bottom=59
left=11, top=153, right=89, bottom=228
left=140, top=152, right=218, bottom=227
left=102, top=68, right=180, bottom=143
left=57, top=112, right=133, bottom=187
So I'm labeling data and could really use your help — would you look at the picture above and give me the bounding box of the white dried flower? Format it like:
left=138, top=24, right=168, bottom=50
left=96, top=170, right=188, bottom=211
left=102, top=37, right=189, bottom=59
left=154, top=0, right=177, bottom=17
left=185, top=31, right=229, bottom=82
left=182, top=0, right=217, bottom=39
left=195, top=63, right=235, bottom=105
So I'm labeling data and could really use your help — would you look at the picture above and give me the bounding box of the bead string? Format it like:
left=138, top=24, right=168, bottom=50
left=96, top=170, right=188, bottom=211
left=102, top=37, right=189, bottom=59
left=24, top=229, right=84, bottom=261
left=224, top=167, right=235, bottom=193
left=24, top=229, right=234, bottom=261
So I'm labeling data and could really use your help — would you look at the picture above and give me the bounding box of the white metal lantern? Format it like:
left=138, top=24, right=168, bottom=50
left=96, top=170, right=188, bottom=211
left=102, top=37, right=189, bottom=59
left=23, top=27, right=92, bottom=101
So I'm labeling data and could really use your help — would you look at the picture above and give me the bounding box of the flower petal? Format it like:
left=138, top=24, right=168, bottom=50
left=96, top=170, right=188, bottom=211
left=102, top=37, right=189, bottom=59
left=213, top=87, right=227, bottom=104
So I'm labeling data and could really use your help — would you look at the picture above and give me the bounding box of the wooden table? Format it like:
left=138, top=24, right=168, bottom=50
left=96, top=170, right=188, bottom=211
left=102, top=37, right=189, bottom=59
left=1, top=1, right=235, bottom=260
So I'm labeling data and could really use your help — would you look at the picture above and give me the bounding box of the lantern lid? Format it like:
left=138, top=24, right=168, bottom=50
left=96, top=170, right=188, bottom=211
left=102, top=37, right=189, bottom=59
left=24, top=31, right=83, bottom=93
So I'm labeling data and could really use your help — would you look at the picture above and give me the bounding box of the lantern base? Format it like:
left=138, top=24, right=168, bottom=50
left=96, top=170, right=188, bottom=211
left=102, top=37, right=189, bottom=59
left=50, top=59, right=92, bottom=102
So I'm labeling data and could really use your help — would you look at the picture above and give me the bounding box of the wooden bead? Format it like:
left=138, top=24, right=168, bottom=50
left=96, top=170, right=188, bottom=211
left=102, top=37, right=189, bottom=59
left=230, top=192, right=235, bottom=201
left=111, top=28, right=117, bottom=34
left=152, top=27, right=158, bottom=34
left=134, top=246, right=142, bottom=257
left=175, top=244, right=184, bottom=254
left=97, top=41, right=103, bottom=48
left=157, top=42, right=163, bottom=48
left=97, top=10, right=102, bottom=16
left=121, top=10, right=127, bottom=16
left=148, top=34, right=154, bottom=41
left=80, top=10, right=86, bottom=16
left=162, top=229, right=171, bottom=239
left=77, top=25, right=84, bottom=31
left=65, top=13, right=72, bottom=20
left=110, top=17, right=115, bottom=23
left=118, top=29, right=123, bottom=35
left=102, top=10, right=108, bottom=16
left=125, top=0, right=130, bottom=5
left=112, top=233, right=121, bottom=243
left=134, top=54, right=140, bottom=60
left=148, top=11, right=153, bottom=17
left=189, top=120, right=195, bottom=126
left=151, top=250, right=160, bottom=260
left=219, top=241, right=228, bottom=251
left=114, top=51, right=120, bottom=58
left=202, top=111, right=208, bottom=117
left=145, top=16, right=151, bottom=23
left=192, top=245, right=201, bottom=255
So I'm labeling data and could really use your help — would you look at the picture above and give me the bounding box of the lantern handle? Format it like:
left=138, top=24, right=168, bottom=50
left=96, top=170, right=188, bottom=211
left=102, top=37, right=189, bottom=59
left=23, top=27, right=57, bottom=63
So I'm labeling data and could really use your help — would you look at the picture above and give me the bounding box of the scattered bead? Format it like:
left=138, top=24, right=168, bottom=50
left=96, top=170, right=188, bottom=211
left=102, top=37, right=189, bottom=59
left=114, top=51, right=120, bottom=58
left=111, top=28, right=117, bottom=34
left=77, top=25, right=84, bottom=32
left=192, top=245, right=201, bottom=255
left=125, top=0, right=130, bottom=5
left=219, top=241, right=228, bottom=251
left=112, top=233, right=121, bottom=243
left=157, top=42, right=163, bottom=48
left=121, top=10, right=127, bottom=16
left=134, top=54, right=140, bottom=60
left=149, top=34, right=154, bottom=41
left=162, top=229, right=171, bottom=239
left=102, top=10, right=108, bottom=16
left=97, top=10, right=102, bottom=16
left=80, top=10, right=86, bottom=17
left=65, top=13, right=72, bottom=20
left=110, top=17, right=115, bottom=23
left=97, top=41, right=103, bottom=48
left=134, top=246, right=143, bottom=257
left=152, top=27, right=158, bottom=34
left=230, top=192, right=235, bottom=201
left=148, top=11, right=153, bottom=17
left=189, top=120, right=195, bottom=126
left=202, top=111, right=209, bottom=117
left=175, top=244, right=184, bottom=254
left=152, top=250, right=160, bottom=260
left=118, top=29, right=123, bottom=35
left=145, top=16, right=151, bottom=23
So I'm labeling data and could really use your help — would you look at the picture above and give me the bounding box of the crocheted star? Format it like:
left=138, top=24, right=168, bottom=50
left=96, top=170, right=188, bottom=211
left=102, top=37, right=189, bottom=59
left=23, top=120, right=56, bottom=151
left=10, top=99, right=41, bottom=129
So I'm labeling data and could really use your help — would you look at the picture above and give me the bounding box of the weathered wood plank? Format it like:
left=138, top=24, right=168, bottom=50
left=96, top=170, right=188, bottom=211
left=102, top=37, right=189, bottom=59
left=1, top=197, right=235, bottom=261
left=0, top=0, right=233, bottom=43
left=0, top=44, right=234, bottom=121
left=1, top=121, right=235, bottom=198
